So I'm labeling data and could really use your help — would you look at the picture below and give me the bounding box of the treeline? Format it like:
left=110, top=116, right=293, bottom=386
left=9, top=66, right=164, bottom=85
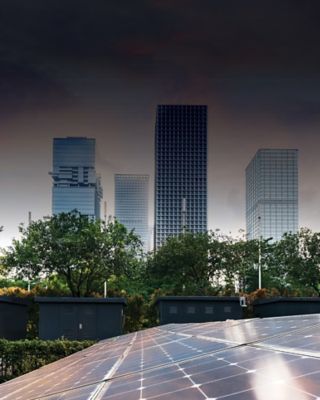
left=1, top=212, right=320, bottom=333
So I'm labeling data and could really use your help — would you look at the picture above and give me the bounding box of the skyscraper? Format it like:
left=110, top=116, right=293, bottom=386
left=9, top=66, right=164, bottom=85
left=115, top=174, right=149, bottom=251
left=246, top=148, right=298, bottom=242
left=51, top=137, right=103, bottom=219
left=155, top=105, right=207, bottom=248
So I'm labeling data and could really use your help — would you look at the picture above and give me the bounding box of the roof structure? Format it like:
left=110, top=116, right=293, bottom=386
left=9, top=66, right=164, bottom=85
left=155, top=296, right=240, bottom=303
left=1, top=314, right=320, bottom=399
left=35, top=297, right=127, bottom=305
left=0, top=296, right=29, bottom=306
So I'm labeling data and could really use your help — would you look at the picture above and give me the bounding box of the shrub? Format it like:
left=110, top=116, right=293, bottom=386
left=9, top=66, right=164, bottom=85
left=0, top=339, right=94, bottom=383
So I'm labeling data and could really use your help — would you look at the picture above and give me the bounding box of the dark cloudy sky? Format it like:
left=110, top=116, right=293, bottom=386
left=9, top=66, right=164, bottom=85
left=1, top=0, right=320, bottom=247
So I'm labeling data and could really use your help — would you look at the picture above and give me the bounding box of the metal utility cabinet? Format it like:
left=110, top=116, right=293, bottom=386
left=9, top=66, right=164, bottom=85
left=253, top=297, right=320, bottom=318
left=156, top=296, right=243, bottom=325
left=0, top=296, right=29, bottom=340
left=36, top=297, right=126, bottom=340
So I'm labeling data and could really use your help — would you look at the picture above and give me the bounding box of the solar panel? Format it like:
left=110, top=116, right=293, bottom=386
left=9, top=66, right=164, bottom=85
left=100, top=345, right=320, bottom=399
left=255, top=321, right=320, bottom=357
left=1, top=314, right=320, bottom=400
left=162, top=314, right=320, bottom=345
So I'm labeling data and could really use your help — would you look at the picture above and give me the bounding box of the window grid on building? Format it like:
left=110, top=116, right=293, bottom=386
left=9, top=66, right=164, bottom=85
left=246, top=149, right=298, bottom=242
left=114, top=174, right=149, bottom=252
left=155, top=105, right=208, bottom=248
left=51, top=137, right=102, bottom=219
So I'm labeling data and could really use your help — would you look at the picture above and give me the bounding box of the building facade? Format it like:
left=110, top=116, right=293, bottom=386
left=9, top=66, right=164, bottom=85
left=51, top=137, right=102, bottom=219
left=246, top=148, right=298, bottom=242
left=155, top=105, right=207, bottom=248
left=114, top=174, right=149, bottom=251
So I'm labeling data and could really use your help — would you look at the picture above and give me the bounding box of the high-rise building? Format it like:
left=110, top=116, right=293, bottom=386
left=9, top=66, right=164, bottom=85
left=51, top=137, right=103, bottom=219
left=246, top=148, right=298, bottom=242
left=115, top=174, right=149, bottom=251
left=155, top=105, right=207, bottom=248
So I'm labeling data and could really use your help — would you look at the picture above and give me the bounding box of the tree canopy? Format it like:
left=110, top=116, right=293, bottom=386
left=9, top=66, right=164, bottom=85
left=2, top=215, right=320, bottom=298
left=2, top=212, right=143, bottom=296
left=147, top=231, right=267, bottom=295
left=272, top=229, right=320, bottom=295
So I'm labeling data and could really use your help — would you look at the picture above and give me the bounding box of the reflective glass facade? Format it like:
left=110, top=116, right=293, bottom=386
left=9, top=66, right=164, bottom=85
left=115, top=174, right=149, bottom=251
left=155, top=105, right=207, bottom=248
left=51, top=137, right=103, bottom=219
left=246, top=149, right=298, bottom=242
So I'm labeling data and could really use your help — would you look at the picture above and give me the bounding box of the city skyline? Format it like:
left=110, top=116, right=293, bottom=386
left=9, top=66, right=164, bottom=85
left=2, top=1, right=320, bottom=247
left=0, top=123, right=315, bottom=249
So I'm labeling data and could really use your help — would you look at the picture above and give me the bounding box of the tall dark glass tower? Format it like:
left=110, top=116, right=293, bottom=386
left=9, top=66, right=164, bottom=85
left=155, top=105, right=207, bottom=248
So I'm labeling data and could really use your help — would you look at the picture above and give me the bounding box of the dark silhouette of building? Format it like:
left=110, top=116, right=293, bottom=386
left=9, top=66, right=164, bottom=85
left=155, top=105, right=207, bottom=248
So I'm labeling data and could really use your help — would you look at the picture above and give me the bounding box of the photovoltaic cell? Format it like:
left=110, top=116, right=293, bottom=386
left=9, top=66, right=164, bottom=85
left=35, top=384, right=98, bottom=400
left=0, top=336, right=133, bottom=399
left=114, top=332, right=234, bottom=377
left=99, top=346, right=320, bottom=399
left=163, top=314, right=320, bottom=345
left=255, top=321, right=320, bottom=357
left=1, top=314, right=320, bottom=400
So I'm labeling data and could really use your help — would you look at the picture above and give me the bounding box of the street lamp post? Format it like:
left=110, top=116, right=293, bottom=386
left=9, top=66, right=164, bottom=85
left=257, top=214, right=272, bottom=290
left=258, top=237, right=262, bottom=290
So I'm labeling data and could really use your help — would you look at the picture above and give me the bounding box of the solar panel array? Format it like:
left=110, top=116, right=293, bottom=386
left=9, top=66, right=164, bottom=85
left=1, top=314, right=320, bottom=399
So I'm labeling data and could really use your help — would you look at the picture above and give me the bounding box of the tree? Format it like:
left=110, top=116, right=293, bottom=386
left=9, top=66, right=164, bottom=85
left=273, top=229, right=320, bottom=296
left=223, top=238, right=258, bottom=292
left=3, top=212, right=143, bottom=297
left=148, top=232, right=222, bottom=295
left=207, top=231, right=273, bottom=294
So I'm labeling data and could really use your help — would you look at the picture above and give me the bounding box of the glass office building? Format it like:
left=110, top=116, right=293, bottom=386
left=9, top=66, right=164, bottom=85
left=51, top=137, right=103, bottom=219
left=115, top=174, right=149, bottom=252
left=246, top=149, right=298, bottom=242
left=155, top=105, right=207, bottom=248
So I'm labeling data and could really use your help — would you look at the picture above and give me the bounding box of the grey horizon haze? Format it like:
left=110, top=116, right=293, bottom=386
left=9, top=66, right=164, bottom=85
left=1, top=1, right=320, bottom=248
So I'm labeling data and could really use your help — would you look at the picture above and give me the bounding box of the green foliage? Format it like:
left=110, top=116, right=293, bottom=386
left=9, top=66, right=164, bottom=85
left=3, top=217, right=320, bottom=340
left=2, top=212, right=143, bottom=297
left=148, top=232, right=220, bottom=295
left=271, top=229, right=320, bottom=295
left=123, top=295, right=147, bottom=333
left=0, top=339, right=94, bottom=382
left=0, top=278, right=29, bottom=289
left=147, top=231, right=262, bottom=295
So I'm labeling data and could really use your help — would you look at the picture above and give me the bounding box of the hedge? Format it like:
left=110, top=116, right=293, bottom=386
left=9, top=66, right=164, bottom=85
left=0, top=339, right=94, bottom=383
